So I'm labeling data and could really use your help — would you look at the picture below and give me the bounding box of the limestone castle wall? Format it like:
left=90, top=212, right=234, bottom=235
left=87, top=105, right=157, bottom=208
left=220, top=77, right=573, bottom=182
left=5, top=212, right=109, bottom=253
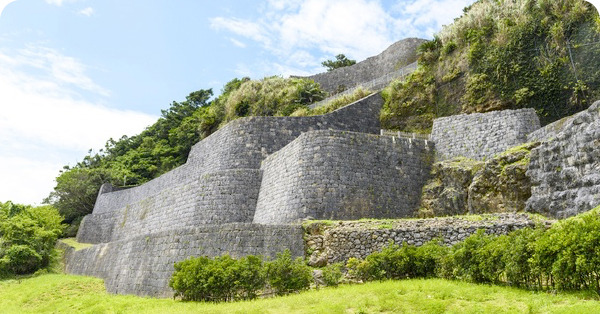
left=253, top=130, right=434, bottom=224
left=431, top=108, right=540, bottom=161
left=77, top=93, right=383, bottom=244
left=66, top=224, right=303, bottom=297
left=304, top=38, right=426, bottom=94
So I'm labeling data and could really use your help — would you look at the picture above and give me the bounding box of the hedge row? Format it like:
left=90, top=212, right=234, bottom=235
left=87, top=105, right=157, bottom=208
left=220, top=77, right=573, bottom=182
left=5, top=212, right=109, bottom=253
left=169, top=250, right=343, bottom=302
left=348, top=207, right=600, bottom=293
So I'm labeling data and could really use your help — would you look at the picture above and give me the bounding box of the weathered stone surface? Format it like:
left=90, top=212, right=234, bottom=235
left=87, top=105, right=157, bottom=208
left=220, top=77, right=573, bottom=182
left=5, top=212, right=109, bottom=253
left=67, top=224, right=304, bottom=297
left=526, top=100, right=600, bottom=218
left=431, top=108, right=540, bottom=161
left=419, top=158, right=483, bottom=217
left=303, top=38, right=425, bottom=94
left=254, top=130, right=434, bottom=224
left=304, top=214, right=550, bottom=266
left=468, top=142, right=539, bottom=214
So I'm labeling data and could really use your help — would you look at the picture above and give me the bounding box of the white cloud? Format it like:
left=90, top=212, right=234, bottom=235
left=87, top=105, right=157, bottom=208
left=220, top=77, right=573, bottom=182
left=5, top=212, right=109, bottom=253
left=395, top=0, right=473, bottom=37
left=0, top=46, right=157, bottom=204
left=0, top=0, right=16, bottom=16
left=210, top=17, right=271, bottom=46
left=229, top=38, right=246, bottom=48
left=78, top=7, right=94, bottom=17
left=210, top=0, right=483, bottom=77
left=44, top=0, right=79, bottom=6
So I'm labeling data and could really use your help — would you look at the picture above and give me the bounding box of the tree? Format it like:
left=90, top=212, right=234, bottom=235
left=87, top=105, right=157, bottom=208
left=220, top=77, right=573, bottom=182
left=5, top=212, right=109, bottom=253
left=0, top=202, right=65, bottom=276
left=322, top=54, right=356, bottom=71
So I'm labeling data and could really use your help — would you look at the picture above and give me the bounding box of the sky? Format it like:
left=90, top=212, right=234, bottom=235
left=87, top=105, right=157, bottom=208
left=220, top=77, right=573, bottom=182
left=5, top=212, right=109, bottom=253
left=0, top=0, right=598, bottom=205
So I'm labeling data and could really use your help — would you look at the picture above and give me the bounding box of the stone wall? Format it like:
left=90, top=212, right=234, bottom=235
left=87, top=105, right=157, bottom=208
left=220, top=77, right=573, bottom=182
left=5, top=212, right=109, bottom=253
left=77, top=93, right=383, bottom=244
left=67, top=224, right=303, bottom=297
left=253, top=130, right=434, bottom=224
left=431, top=108, right=540, bottom=161
left=526, top=100, right=600, bottom=218
left=78, top=169, right=263, bottom=244
left=304, top=214, right=547, bottom=266
left=305, top=38, right=425, bottom=94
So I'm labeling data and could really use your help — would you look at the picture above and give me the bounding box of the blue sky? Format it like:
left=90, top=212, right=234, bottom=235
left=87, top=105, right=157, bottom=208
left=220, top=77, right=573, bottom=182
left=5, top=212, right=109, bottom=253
left=1, top=0, right=597, bottom=205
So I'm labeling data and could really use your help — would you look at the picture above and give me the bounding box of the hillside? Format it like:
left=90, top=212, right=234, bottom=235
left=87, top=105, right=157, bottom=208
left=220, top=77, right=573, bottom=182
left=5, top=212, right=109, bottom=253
left=47, top=0, right=600, bottom=237
left=381, top=0, right=600, bottom=132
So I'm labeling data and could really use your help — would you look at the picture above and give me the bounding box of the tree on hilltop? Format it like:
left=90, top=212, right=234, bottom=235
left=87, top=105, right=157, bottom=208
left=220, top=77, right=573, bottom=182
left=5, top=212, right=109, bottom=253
left=322, top=54, right=356, bottom=71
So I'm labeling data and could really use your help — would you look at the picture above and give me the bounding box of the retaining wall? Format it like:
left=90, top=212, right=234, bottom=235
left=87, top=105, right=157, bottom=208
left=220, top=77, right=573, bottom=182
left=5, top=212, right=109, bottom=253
left=78, top=93, right=383, bottom=244
left=78, top=169, right=263, bottom=243
left=253, top=130, right=434, bottom=224
left=66, top=224, right=304, bottom=297
left=431, top=108, right=540, bottom=161
left=304, top=214, right=547, bottom=265
left=526, top=100, right=600, bottom=218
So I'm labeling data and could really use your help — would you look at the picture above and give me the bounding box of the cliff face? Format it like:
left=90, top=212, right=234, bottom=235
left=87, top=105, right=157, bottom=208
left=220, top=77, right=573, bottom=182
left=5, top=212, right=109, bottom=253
left=526, top=100, right=600, bottom=218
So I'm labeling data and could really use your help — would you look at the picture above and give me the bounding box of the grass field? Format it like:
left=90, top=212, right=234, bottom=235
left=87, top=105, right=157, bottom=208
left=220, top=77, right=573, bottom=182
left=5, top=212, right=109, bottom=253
left=1, top=274, right=599, bottom=313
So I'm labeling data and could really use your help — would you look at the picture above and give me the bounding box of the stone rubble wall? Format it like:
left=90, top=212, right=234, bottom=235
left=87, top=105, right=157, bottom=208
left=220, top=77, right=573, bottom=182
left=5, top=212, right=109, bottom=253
left=431, top=108, right=540, bottom=161
left=526, top=100, right=600, bottom=218
left=304, top=38, right=425, bottom=94
left=305, top=214, right=547, bottom=266
left=66, top=224, right=304, bottom=297
left=253, top=130, right=434, bottom=224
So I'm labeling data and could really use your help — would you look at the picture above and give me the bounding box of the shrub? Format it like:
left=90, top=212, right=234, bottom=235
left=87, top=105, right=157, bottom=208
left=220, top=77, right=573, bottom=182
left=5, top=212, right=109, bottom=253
left=0, top=202, right=65, bottom=277
left=534, top=208, right=600, bottom=291
left=321, top=263, right=343, bottom=287
left=266, top=249, right=313, bottom=295
left=169, top=254, right=266, bottom=302
left=347, top=240, right=447, bottom=282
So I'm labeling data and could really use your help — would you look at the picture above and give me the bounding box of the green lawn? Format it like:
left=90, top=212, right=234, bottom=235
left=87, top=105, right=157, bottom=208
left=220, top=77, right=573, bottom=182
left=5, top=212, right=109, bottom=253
left=1, top=274, right=599, bottom=313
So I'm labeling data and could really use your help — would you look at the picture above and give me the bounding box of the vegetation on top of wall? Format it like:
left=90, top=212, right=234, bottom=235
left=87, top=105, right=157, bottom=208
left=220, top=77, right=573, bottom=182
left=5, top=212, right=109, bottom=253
left=381, top=0, right=600, bottom=132
left=46, top=77, right=326, bottom=236
left=290, top=87, right=373, bottom=117
left=321, top=54, right=357, bottom=71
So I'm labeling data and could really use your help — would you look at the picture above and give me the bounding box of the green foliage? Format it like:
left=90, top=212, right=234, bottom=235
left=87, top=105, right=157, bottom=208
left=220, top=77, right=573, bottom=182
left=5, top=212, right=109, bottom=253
left=266, top=249, right=313, bottom=295
left=321, top=54, right=357, bottom=71
left=221, top=76, right=325, bottom=123
left=382, top=0, right=600, bottom=132
left=0, top=202, right=65, bottom=277
left=170, top=250, right=315, bottom=302
left=169, top=254, right=266, bottom=302
left=321, top=263, right=343, bottom=287
left=291, top=87, right=372, bottom=117
left=347, top=240, right=448, bottom=282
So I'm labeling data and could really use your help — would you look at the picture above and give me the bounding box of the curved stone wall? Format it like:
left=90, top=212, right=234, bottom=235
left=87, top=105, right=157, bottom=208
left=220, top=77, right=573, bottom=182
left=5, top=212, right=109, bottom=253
left=77, top=169, right=262, bottom=243
left=77, top=93, right=383, bottom=244
left=305, top=38, right=426, bottom=94
left=253, top=130, right=434, bottom=224
left=66, top=224, right=304, bottom=297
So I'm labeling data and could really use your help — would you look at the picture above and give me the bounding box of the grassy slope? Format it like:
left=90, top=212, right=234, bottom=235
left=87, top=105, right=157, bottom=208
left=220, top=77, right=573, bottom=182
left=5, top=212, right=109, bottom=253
left=1, top=274, right=598, bottom=314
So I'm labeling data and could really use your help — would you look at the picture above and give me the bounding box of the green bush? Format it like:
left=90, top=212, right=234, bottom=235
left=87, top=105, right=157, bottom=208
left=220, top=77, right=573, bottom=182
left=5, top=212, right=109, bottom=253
left=321, top=263, right=343, bottom=287
left=266, top=249, right=313, bottom=295
left=0, top=202, right=65, bottom=277
left=347, top=240, right=447, bottom=282
left=169, top=254, right=266, bottom=302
